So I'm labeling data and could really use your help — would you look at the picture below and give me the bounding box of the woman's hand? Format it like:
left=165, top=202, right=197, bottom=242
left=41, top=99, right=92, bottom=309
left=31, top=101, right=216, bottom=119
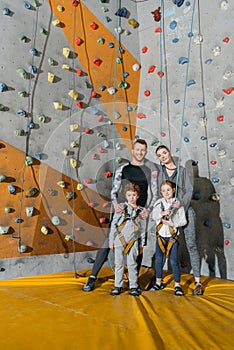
left=109, top=243, right=114, bottom=250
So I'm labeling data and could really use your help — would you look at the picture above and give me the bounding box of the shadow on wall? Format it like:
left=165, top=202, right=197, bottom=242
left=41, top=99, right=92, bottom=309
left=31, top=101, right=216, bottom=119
left=179, top=161, right=227, bottom=279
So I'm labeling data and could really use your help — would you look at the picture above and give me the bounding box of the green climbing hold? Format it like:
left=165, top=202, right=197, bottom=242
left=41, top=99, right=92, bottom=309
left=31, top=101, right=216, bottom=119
left=17, top=68, right=29, bottom=79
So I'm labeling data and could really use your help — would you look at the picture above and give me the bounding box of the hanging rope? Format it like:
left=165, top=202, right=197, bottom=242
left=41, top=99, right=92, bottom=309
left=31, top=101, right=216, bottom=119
left=175, top=0, right=197, bottom=200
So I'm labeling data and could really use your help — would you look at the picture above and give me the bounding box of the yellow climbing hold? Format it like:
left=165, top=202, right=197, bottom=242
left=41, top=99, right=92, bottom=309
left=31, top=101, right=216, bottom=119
left=53, top=102, right=63, bottom=110
left=63, top=47, right=70, bottom=58
left=70, top=124, right=79, bottom=132
left=62, top=64, right=70, bottom=71
left=128, top=19, right=138, bottom=28
left=62, top=149, right=69, bottom=156
left=48, top=72, right=55, bottom=83
left=68, top=89, right=79, bottom=100
left=70, top=158, right=77, bottom=168
left=41, top=225, right=49, bottom=235
left=70, top=141, right=78, bottom=148
left=52, top=19, right=61, bottom=27
left=77, top=183, right=83, bottom=191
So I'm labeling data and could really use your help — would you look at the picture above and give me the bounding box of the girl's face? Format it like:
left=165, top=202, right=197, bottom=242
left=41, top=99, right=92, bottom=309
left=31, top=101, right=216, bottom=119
left=161, top=184, right=174, bottom=201
left=125, top=190, right=139, bottom=205
left=156, top=147, right=172, bottom=164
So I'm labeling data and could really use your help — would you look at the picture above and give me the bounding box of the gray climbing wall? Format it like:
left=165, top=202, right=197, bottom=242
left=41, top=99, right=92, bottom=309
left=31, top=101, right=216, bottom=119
left=0, top=0, right=233, bottom=280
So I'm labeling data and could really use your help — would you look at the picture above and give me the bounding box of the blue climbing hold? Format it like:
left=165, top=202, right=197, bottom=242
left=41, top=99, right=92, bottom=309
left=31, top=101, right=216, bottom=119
left=99, top=85, right=106, bottom=91
left=198, top=102, right=205, bottom=108
left=209, top=143, right=217, bottom=148
left=223, top=222, right=231, bottom=229
left=193, top=192, right=201, bottom=200
left=170, top=21, right=177, bottom=30
left=122, top=126, right=127, bottom=131
left=35, top=153, right=43, bottom=160
left=29, top=65, right=37, bottom=74
left=8, top=185, right=16, bottom=194
left=174, top=99, right=180, bottom=104
left=2, top=8, right=10, bottom=15
left=105, top=16, right=111, bottom=23
left=28, top=121, right=35, bottom=129
left=23, top=1, right=31, bottom=9
left=127, top=106, right=132, bottom=111
left=211, top=177, right=220, bottom=184
left=200, top=136, right=207, bottom=140
left=184, top=137, right=190, bottom=143
left=172, top=38, right=179, bottom=43
left=17, top=109, right=27, bottom=117
left=187, top=80, right=196, bottom=87
left=108, top=42, right=114, bottom=48
left=123, top=72, right=129, bottom=78
left=183, top=121, right=188, bottom=127
left=118, top=46, right=124, bottom=54
left=0, top=83, right=8, bottom=92
left=205, top=59, right=213, bottom=65
left=179, top=57, right=189, bottom=65
left=115, top=7, right=128, bottom=17
left=186, top=1, right=190, bottom=6
left=87, top=106, right=99, bottom=115
left=188, top=32, right=193, bottom=38
left=172, top=0, right=185, bottom=7
left=29, top=48, right=38, bottom=56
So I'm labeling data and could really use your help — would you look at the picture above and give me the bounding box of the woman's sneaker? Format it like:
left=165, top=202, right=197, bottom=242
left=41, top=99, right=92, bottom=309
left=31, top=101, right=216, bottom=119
left=149, top=283, right=164, bottom=291
left=193, top=282, right=203, bottom=296
left=82, top=277, right=96, bottom=292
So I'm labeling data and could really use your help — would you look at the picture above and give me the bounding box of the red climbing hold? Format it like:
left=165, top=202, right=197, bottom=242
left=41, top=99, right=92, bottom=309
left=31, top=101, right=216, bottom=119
left=93, top=58, right=102, bottom=66
left=92, top=154, right=97, bottom=160
left=137, top=113, right=146, bottom=119
left=76, top=68, right=82, bottom=76
left=91, top=91, right=98, bottom=98
left=98, top=147, right=104, bottom=153
left=76, top=101, right=83, bottom=108
left=155, top=27, right=162, bottom=33
left=142, top=46, right=148, bottom=54
left=217, top=115, right=224, bottom=122
left=144, top=90, right=150, bottom=97
left=105, top=171, right=112, bottom=178
left=90, top=22, right=98, bottom=30
left=224, top=240, right=230, bottom=246
left=97, top=115, right=103, bottom=122
left=75, top=37, right=82, bottom=46
left=148, top=65, right=156, bottom=73
left=222, top=87, right=234, bottom=95
left=223, top=37, right=230, bottom=43
left=157, top=71, right=164, bottom=78
left=161, top=131, right=166, bottom=137
left=85, top=178, right=92, bottom=184
left=85, top=128, right=91, bottom=134
left=151, top=7, right=161, bottom=22
left=72, top=0, right=79, bottom=7
left=210, top=160, right=217, bottom=165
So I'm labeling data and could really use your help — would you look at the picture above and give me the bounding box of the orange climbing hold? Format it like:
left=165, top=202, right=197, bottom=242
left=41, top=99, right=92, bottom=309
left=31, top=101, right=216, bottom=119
left=222, top=87, right=234, bottom=95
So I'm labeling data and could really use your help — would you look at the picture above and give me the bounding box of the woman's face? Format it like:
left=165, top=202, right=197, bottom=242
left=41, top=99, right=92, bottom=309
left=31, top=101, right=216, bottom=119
left=156, top=147, right=172, bottom=164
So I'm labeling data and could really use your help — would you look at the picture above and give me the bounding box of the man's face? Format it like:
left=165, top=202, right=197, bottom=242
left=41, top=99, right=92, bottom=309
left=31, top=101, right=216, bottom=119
left=156, top=147, right=172, bottom=164
left=132, top=143, right=147, bottom=163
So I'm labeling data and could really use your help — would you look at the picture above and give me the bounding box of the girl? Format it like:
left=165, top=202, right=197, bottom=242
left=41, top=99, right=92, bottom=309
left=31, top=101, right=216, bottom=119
left=150, top=180, right=187, bottom=296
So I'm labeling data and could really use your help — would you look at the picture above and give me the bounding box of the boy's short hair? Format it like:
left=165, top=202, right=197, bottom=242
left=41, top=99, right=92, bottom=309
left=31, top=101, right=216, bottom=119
left=133, top=138, right=147, bottom=148
left=124, top=183, right=140, bottom=197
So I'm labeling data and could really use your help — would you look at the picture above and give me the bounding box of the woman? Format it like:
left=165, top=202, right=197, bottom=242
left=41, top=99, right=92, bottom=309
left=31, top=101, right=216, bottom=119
left=154, top=145, right=203, bottom=296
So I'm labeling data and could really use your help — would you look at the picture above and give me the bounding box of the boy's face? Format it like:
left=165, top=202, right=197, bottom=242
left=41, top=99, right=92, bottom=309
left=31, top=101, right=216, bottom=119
left=161, top=184, right=174, bottom=200
left=125, top=190, right=139, bottom=206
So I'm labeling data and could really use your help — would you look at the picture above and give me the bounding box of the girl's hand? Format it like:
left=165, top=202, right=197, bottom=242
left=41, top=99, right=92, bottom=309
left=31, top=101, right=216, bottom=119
left=162, top=218, right=174, bottom=227
left=172, top=200, right=180, bottom=208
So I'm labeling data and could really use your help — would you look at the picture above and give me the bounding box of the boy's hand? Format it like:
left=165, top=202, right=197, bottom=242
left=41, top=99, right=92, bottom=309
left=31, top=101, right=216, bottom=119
left=114, top=203, right=125, bottom=213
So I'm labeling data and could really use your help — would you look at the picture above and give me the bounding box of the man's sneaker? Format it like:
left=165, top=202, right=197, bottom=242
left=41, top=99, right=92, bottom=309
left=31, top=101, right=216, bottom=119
left=82, top=277, right=96, bottom=292
left=111, top=287, right=122, bottom=296
left=193, top=282, right=203, bottom=296
left=129, top=288, right=140, bottom=296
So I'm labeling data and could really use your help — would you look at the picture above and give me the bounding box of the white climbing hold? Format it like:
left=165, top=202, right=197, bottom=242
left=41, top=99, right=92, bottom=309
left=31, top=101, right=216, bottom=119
left=0, top=226, right=10, bottom=234
left=212, top=46, right=221, bottom=56
left=107, top=87, right=116, bottom=95
left=77, top=183, right=83, bottom=190
left=57, top=5, right=64, bottom=12
left=220, top=0, right=229, bottom=10
left=199, top=118, right=207, bottom=127
left=18, top=245, right=28, bottom=253
left=132, top=63, right=140, bottom=72
left=25, top=207, right=34, bottom=217
left=193, top=34, right=203, bottom=44
left=52, top=216, right=60, bottom=226
left=223, top=70, right=234, bottom=80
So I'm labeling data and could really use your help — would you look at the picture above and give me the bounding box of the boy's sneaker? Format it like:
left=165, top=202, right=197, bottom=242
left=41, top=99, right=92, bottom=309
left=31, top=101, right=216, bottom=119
left=129, top=288, right=139, bottom=296
left=111, top=287, right=122, bottom=296
left=193, top=282, right=203, bottom=296
left=82, top=277, right=96, bottom=292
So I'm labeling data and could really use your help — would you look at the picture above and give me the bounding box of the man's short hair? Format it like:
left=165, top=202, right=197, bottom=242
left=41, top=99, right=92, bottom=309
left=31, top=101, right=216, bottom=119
left=133, top=138, right=147, bottom=148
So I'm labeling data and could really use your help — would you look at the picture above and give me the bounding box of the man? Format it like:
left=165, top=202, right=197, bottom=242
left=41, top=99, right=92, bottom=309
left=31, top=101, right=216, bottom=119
left=150, top=145, right=203, bottom=295
left=82, top=139, right=158, bottom=292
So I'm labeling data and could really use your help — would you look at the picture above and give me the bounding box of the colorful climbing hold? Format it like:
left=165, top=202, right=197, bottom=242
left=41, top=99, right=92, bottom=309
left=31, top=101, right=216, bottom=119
left=151, top=7, right=161, bottom=22
left=93, top=58, right=102, bottom=66
left=170, top=20, right=177, bottom=30
left=144, top=90, right=150, bottom=97
left=142, top=46, right=148, bottom=54
left=90, top=22, right=98, bottom=30
left=148, top=66, right=156, bottom=74
left=217, top=115, right=224, bottom=122
left=223, top=37, right=230, bottom=43
left=179, top=57, right=189, bottom=65
left=128, top=19, right=138, bottom=28
left=222, top=87, right=234, bottom=95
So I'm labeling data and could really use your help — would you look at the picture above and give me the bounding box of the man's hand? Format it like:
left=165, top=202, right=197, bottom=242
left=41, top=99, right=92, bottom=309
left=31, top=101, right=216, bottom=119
left=172, top=200, right=180, bottom=208
left=113, top=203, right=125, bottom=213
left=140, top=207, right=149, bottom=220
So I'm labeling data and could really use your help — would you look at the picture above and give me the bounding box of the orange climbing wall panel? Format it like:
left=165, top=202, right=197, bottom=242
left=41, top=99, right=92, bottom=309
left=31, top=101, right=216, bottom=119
left=0, top=141, right=110, bottom=259
left=48, top=0, right=141, bottom=149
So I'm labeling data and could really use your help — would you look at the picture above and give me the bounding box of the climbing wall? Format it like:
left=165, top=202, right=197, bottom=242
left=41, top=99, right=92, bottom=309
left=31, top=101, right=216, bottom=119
left=0, top=0, right=233, bottom=280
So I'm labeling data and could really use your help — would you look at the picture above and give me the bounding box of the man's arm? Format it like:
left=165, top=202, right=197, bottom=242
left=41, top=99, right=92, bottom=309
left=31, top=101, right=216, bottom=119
left=110, top=163, right=127, bottom=211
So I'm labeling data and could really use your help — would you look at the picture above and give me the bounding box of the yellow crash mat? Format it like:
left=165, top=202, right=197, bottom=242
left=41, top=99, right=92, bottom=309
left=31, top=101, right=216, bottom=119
left=0, top=267, right=233, bottom=350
